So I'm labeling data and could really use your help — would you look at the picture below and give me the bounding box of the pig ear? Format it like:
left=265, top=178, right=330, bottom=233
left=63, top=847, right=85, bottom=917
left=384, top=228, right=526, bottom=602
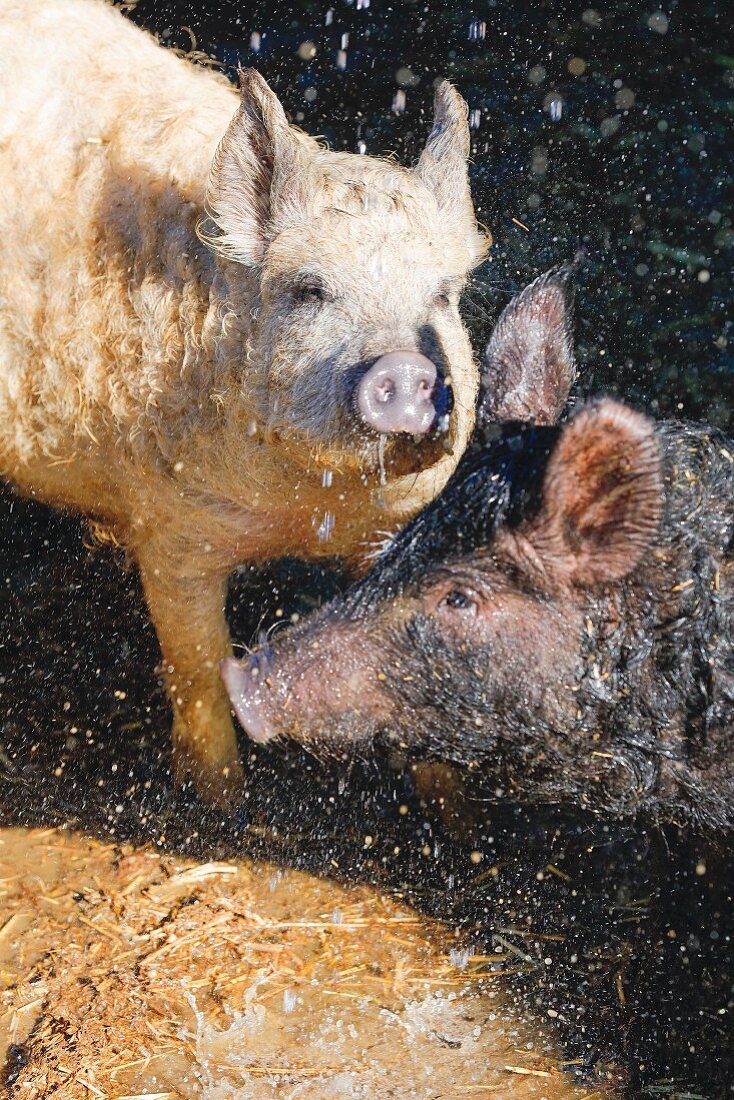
left=414, top=82, right=482, bottom=256
left=479, top=268, right=576, bottom=427
left=529, top=399, right=662, bottom=586
left=205, top=69, right=314, bottom=264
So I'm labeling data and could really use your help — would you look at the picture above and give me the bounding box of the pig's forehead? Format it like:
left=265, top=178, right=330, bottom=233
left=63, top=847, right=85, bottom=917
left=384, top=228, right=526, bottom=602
left=268, top=157, right=473, bottom=275
left=267, top=214, right=471, bottom=282
left=311, top=152, right=435, bottom=213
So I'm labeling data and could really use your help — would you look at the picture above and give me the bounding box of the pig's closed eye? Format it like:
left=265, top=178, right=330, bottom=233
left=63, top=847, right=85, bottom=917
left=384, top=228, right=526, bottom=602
left=434, top=289, right=453, bottom=309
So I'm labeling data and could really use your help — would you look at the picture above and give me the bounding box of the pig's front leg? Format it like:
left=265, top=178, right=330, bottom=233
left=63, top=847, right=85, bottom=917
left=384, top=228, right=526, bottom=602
left=135, top=542, right=244, bottom=807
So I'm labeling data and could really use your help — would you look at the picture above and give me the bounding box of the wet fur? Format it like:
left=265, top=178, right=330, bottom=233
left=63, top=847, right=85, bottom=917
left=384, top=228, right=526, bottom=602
left=253, top=418, right=734, bottom=829
left=0, top=0, right=485, bottom=800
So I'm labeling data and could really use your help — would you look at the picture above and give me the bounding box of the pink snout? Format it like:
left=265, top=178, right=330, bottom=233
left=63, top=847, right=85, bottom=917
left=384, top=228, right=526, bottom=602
left=221, top=655, right=276, bottom=745
left=357, top=351, right=438, bottom=435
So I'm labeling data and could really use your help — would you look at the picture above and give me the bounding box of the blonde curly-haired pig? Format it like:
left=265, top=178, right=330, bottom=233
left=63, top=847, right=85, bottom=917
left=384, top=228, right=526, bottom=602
left=0, top=0, right=488, bottom=803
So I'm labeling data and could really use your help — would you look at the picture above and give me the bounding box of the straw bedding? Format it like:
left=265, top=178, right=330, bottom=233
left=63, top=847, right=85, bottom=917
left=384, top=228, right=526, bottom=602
left=0, top=827, right=612, bottom=1099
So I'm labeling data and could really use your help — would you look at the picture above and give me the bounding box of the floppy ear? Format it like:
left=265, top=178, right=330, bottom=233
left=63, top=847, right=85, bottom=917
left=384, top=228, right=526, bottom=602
left=414, top=82, right=485, bottom=262
left=479, top=267, right=576, bottom=427
left=205, top=69, right=315, bottom=264
left=527, top=399, right=662, bottom=585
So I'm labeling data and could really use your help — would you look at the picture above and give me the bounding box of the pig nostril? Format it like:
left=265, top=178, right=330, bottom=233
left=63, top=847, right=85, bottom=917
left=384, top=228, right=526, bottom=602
left=375, top=377, right=397, bottom=404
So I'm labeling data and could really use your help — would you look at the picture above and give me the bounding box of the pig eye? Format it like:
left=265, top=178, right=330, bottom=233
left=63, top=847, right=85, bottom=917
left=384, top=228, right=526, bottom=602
left=434, top=290, right=452, bottom=309
left=297, top=282, right=332, bottom=305
left=441, top=590, right=477, bottom=613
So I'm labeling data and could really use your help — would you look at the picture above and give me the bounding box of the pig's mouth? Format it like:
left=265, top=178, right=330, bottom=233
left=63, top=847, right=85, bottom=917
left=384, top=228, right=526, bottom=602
left=361, top=427, right=454, bottom=480
left=262, top=412, right=453, bottom=483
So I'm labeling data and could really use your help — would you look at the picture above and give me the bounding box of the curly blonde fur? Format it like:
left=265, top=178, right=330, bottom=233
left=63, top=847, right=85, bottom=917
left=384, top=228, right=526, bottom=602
left=0, top=0, right=487, bottom=802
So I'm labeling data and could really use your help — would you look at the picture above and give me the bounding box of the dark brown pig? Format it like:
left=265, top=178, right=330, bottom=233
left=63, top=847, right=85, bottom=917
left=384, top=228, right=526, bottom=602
left=223, top=281, right=734, bottom=829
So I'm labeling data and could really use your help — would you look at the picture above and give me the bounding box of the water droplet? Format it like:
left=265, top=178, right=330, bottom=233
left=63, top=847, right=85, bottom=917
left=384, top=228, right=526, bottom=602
left=469, top=108, right=481, bottom=129
left=249, top=31, right=261, bottom=52
left=378, top=435, right=387, bottom=485
left=468, top=19, right=486, bottom=40
left=449, top=946, right=474, bottom=969
left=336, top=49, right=348, bottom=71
left=647, top=9, right=669, bottom=33
left=316, top=511, right=335, bottom=541
left=615, top=87, right=636, bottom=110
left=396, top=66, right=419, bottom=87
left=297, top=40, right=317, bottom=61
left=283, top=988, right=297, bottom=1013
left=322, top=468, right=333, bottom=488
left=392, top=89, right=406, bottom=114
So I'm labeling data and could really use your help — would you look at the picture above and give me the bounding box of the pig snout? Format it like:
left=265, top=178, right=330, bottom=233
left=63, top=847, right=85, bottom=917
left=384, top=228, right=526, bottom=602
left=220, top=654, right=277, bottom=745
left=356, top=351, right=440, bottom=435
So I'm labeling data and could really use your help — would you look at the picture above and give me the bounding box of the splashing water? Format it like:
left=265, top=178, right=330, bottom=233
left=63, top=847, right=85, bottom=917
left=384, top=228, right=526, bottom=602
left=377, top=434, right=387, bottom=486
left=392, top=89, right=406, bottom=114
left=316, top=510, right=335, bottom=541
left=549, top=96, right=563, bottom=121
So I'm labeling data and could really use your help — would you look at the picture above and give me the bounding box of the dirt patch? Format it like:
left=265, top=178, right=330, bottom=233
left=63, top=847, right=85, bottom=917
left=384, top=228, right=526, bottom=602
left=0, top=827, right=616, bottom=1099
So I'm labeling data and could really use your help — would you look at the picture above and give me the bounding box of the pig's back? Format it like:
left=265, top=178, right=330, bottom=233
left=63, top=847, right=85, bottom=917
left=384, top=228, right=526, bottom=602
left=0, top=0, right=237, bottom=187
left=0, top=0, right=237, bottom=481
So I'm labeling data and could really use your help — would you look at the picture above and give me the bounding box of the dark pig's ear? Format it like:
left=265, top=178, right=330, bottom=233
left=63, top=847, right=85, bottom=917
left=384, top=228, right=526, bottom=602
left=479, top=268, right=576, bottom=426
left=205, top=69, right=315, bottom=264
left=415, top=82, right=485, bottom=262
left=528, top=399, right=662, bottom=585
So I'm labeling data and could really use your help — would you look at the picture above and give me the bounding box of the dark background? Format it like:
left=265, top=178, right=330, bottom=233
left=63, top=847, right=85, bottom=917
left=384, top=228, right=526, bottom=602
left=1, top=1, right=732, bottom=1096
